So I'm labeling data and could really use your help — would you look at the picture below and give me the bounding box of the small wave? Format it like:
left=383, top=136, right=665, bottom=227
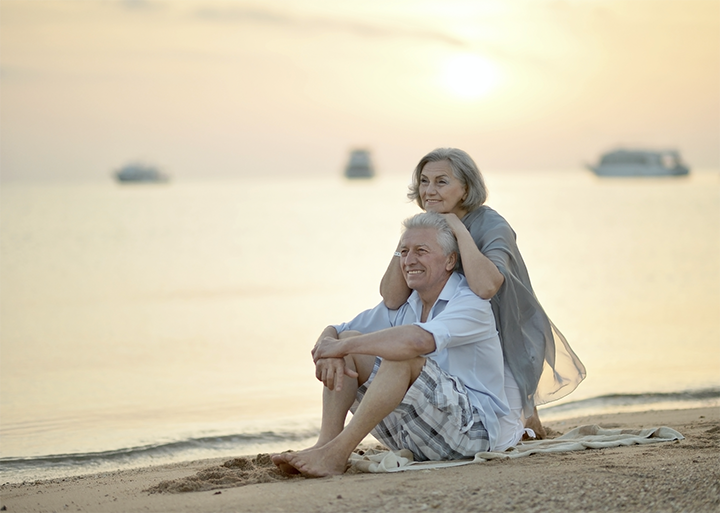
left=3, top=387, right=717, bottom=483
left=0, top=429, right=319, bottom=483
left=540, top=387, right=720, bottom=419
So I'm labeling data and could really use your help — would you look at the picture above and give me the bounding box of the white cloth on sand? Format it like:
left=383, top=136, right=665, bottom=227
left=349, top=424, right=684, bottom=473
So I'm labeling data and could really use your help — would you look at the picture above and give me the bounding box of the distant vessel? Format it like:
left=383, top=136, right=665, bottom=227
left=588, top=149, right=689, bottom=177
left=344, top=149, right=375, bottom=179
left=114, top=163, right=169, bottom=183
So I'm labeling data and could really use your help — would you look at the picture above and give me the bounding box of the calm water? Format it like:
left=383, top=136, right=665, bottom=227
left=1, top=170, right=719, bottom=482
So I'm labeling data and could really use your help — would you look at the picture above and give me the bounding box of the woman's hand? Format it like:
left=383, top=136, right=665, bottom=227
left=439, top=213, right=504, bottom=299
left=440, top=213, right=470, bottom=236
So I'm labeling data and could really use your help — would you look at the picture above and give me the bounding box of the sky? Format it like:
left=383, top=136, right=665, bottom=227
left=1, top=0, right=718, bottom=181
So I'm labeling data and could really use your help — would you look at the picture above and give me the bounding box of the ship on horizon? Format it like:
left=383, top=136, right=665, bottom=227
left=587, top=149, right=689, bottom=177
left=114, top=162, right=169, bottom=183
left=344, top=149, right=375, bottom=179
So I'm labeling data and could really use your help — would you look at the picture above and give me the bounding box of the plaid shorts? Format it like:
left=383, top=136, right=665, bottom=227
left=351, top=357, right=490, bottom=461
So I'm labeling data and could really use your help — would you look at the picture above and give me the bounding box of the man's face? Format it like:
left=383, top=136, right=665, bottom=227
left=399, top=227, right=455, bottom=296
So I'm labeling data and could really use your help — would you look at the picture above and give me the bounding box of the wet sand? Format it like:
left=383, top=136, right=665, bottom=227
left=1, top=407, right=718, bottom=513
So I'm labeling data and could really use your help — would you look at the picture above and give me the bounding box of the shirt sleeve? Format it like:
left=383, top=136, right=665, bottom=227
left=416, top=289, right=497, bottom=357
left=332, top=301, right=398, bottom=335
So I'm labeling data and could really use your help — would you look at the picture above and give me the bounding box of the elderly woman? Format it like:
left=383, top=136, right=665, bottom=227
left=380, top=148, right=586, bottom=441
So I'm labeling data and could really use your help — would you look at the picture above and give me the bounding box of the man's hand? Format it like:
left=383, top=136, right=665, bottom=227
left=312, top=336, right=347, bottom=362
left=311, top=329, right=360, bottom=392
left=315, top=357, right=358, bottom=392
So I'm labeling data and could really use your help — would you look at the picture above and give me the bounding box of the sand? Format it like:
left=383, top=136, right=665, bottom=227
left=1, top=407, right=718, bottom=513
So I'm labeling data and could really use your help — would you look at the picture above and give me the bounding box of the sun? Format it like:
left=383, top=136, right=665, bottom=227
left=440, top=53, right=502, bottom=100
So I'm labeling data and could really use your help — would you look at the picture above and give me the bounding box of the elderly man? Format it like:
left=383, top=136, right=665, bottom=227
left=272, top=212, right=514, bottom=477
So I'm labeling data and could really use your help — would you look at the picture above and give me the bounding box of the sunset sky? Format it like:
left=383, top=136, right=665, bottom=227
left=1, top=0, right=718, bottom=181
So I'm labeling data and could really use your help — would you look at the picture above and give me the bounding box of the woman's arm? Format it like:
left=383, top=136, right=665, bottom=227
left=442, top=214, right=504, bottom=299
left=379, top=243, right=412, bottom=309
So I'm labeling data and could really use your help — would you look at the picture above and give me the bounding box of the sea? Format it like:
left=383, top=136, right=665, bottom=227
left=1, top=169, right=719, bottom=484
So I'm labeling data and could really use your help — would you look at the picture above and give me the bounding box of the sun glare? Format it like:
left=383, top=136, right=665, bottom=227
left=440, top=53, right=502, bottom=100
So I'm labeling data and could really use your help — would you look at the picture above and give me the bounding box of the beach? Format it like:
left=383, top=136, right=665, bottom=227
left=2, top=2, right=719, bottom=510
left=2, top=406, right=717, bottom=513
left=1, top=175, right=718, bottom=507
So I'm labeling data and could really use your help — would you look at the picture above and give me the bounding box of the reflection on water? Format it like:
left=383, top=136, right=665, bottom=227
left=1, top=171, right=718, bottom=471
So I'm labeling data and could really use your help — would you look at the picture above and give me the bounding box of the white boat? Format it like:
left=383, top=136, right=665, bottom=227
left=114, top=163, right=169, bottom=183
left=588, top=149, right=689, bottom=177
left=344, top=149, right=375, bottom=179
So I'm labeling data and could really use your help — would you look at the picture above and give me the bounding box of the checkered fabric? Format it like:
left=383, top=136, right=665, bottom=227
left=352, top=357, right=490, bottom=461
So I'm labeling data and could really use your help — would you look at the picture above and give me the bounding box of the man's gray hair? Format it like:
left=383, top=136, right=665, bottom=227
left=407, top=148, right=488, bottom=212
left=402, top=212, right=459, bottom=269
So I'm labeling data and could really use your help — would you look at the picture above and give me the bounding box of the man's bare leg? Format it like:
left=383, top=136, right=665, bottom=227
left=312, top=332, right=377, bottom=447
left=274, top=357, right=426, bottom=477
left=271, top=352, right=376, bottom=473
left=314, top=352, right=377, bottom=447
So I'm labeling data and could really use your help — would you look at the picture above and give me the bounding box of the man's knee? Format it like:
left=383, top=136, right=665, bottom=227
left=347, top=354, right=377, bottom=385
left=378, top=357, right=426, bottom=384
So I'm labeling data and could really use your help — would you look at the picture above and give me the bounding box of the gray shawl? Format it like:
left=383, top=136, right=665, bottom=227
left=461, top=206, right=586, bottom=416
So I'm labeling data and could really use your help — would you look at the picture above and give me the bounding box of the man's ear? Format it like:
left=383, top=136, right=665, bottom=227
left=445, top=252, right=457, bottom=272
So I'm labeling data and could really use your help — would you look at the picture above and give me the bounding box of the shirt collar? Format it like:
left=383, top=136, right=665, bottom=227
left=407, top=272, right=463, bottom=321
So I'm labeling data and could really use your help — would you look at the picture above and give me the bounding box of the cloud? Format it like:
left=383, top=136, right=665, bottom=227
left=193, top=5, right=466, bottom=47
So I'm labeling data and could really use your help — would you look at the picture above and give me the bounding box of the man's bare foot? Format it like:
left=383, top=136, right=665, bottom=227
left=271, top=437, right=334, bottom=475
left=270, top=453, right=301, bottom=475
left=272, top=446, right=349, bottom=478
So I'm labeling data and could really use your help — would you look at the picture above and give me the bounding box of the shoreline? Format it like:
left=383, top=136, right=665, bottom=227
left=1, top=406, right=718, bottom=512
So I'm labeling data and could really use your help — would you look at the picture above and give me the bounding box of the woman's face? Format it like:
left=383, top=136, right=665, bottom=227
left=419, top=160, right=467, bottom=218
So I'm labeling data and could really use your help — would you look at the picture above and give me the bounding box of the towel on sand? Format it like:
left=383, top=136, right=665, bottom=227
left=349, top=424, right=684, bottom=473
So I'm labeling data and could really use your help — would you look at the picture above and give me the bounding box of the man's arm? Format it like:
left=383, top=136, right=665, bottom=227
left=312, top=325, right=436, bottom=363
left=313, top=325, right=339, bottom=348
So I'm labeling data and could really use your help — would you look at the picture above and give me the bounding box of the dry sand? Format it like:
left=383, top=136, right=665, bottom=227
left=1, top=407, right=718, bottom=513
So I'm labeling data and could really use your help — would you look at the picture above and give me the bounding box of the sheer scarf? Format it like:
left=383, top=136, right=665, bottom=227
left=461, top=206, right=586, bottom=417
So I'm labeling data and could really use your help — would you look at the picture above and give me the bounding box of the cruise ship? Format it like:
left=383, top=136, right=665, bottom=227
left=588, top=149, right=689, bottom=177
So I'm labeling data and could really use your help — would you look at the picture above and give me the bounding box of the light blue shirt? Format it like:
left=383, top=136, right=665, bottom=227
left=333, top=272, right=510, bottom=447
